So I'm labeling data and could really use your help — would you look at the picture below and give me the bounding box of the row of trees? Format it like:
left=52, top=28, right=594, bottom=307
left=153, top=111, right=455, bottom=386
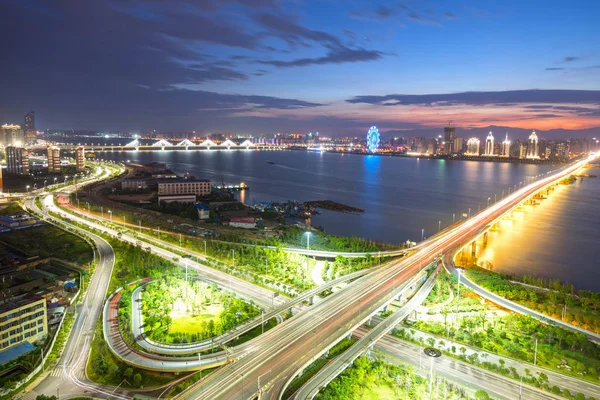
left=316, top=356, right=487, bottom=400
left=413, top=312, right=600, bottom=383
left=467, top=268, right=600, bottom=334
left=272, top=226, right=386, bottom=252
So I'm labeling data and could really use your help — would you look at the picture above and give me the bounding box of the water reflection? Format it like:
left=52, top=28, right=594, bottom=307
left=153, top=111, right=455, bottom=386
left=474, top=177, right=600, bottom=290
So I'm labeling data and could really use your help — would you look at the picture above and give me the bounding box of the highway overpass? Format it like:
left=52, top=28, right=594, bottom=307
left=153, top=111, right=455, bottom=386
left=176, top=154, right=596, bottom=400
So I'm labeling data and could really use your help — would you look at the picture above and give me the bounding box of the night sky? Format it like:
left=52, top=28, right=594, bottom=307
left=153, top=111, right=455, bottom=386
left=1, top=0, right=600, bottom=135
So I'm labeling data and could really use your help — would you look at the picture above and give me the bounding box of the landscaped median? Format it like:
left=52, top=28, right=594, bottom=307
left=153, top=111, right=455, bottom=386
left=398, top=268, right=600, bottom=400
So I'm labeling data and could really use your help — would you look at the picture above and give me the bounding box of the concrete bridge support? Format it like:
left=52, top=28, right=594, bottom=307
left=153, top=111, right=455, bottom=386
left=483, top=232, right=488, bottom=245
left=309, top=296, right=314, bottom=305
left=471, top=241, right=477, bottom=256
left=366, top=344, right=375, bottom=358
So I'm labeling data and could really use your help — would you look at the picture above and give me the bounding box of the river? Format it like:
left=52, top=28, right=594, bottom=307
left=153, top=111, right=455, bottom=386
left=99, top=149, right=599, bottom=290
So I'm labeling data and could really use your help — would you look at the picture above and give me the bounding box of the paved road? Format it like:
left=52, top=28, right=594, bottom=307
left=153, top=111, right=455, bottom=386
left=20, top=195, right=138, bottom=399
left=371, top=334, right=562, bottom=400
left=291, top=264, right=441, bottom=399
left=176, top=155, right=596, bottom=400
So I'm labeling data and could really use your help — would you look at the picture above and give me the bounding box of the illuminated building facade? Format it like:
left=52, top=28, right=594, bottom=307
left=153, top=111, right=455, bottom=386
left=5, top=146, right=30, bottom=175
left=466, top=137, right=480, bottom=156
left=47, top=146, right=61, bottom=173
left=501, top=133, right=511, bottom=157
left=0, top=124, right=24, bottom=147
left=75, top=146, right=86, bottom=172
left=526, top=130, right=539, bottom=159
left=24, top=111, right=36, bottom=143
left=484, top=132, right=495, bottom=156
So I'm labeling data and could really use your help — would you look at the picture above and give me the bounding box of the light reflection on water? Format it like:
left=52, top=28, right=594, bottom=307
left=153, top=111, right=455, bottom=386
left=474, top=176, right=600, bottom=290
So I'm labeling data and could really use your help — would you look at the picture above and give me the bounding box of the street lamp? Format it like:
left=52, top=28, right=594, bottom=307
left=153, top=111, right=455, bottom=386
left=101, top=206, right=103, bottom=219
left=26, top=185, right=30, bottom=192
left=54, top=177, right=58, bottom=185
left=304, top=232, right=312, bottom=250
left=108, top=210, right=112, bottom=222
left=44, top=179, right=47, bottom=189
left=487, top=197, right=491, bottom=207
left=421, top=228, right=424, bottom=242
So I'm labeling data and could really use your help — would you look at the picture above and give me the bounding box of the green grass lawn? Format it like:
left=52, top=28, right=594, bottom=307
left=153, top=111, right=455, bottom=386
left=169, top=304, right=224, bottom=334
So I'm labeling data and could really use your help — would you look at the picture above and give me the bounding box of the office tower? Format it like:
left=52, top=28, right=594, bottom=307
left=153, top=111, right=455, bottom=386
left=466, top=137, right=480, bottom=155
left=5, top=146, right=30, bottom=175
left=526, top=130, right=539, bottom=159
left=24, top=111, right=36, bottom=143
left=76, top=146, right=86, bottom=172
left=1, top=124, right=24, bottom=146
left=47, top=146, right=61, bottom=173
left=484, top=131, right=495, bottom=156
left=444, top=126, right=455, bottom=154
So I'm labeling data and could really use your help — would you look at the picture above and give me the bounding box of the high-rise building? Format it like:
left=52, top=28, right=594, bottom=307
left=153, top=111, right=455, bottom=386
left=444, top=126, right=455, bottom=154
left=501, top=133, right=511, bottom=157
left=484, top=131, right=495, bottom=156
left=24, top=111, right=36, bottom=143
left=5, top=146, right=30, bottom=175
left=526, top=130, right=539, bottom=159
left=76, top=146, right=86, bottom=172
left=0, top=160, right=3, bottom=192
left=453, top=137, right=464, bottom=154
left=555, top=141, right=570, bottom=160
left=466, top=137, right=480, bottom=156
left=47, top=146, right=61, bottom=173
left=519, top=142, right=527, bottom=159
left=0, top=124, right=24, bottom=147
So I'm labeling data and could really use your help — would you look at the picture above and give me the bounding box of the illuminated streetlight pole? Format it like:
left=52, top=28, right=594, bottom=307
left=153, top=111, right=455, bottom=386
left=421, top=228, right=424, bottom=242
left=108, top=210, right=112, bottom=222
left=304, top=232, right=312, bottom=250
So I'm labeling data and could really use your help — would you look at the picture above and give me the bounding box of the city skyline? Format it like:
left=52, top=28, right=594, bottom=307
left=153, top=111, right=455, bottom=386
left=1, top=1, right=600, bottom=135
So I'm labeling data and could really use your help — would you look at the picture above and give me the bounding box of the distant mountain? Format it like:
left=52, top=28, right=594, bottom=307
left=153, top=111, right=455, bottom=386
left=382, top=125, right=600, bottom=141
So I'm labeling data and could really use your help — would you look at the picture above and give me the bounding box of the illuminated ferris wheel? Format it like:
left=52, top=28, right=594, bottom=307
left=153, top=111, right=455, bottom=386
left=366, top=126, right=380, bottom=153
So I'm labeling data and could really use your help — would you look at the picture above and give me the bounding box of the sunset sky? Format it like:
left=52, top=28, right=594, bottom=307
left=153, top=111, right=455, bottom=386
left=1, top=0, right=600, bottom=135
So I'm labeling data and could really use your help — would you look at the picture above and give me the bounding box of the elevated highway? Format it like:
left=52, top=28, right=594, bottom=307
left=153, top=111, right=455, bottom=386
left=177, top=155, right=596, bottom=399
left=289, top=263, right=441, bottom=400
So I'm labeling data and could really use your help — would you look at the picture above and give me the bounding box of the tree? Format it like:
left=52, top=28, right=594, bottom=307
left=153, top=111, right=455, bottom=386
left=133, top=373, right=142, bottom=387
left=124, top=367, right=134, bottom=378
left=35, top=396, right=57, bottom=400
left=474, top=390, right=490, bottom=400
